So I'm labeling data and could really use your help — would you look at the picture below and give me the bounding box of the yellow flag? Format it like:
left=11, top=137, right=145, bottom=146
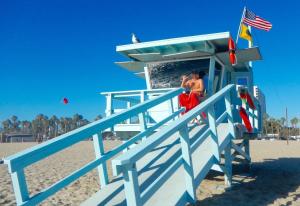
left=239, top=23, right=252, bottom=42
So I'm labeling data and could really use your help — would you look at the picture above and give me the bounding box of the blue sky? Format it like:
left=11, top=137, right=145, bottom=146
left=0, top=0, right=299, bottom=121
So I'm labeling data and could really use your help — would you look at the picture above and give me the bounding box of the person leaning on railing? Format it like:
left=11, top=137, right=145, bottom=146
left=179, top=70, right=205, bottom=114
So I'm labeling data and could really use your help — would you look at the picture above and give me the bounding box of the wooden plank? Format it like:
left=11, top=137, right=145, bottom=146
left=190, top=127, right=210, bottom=153
left=244, top=139, right=251, bottom=163
left=82, top=122, right=231, bottom=206
left=194, top=156, right=215, bottom=186
left=207, top=105, right=220, bottom=162
left=122, top=163, right=142, bottom=206
left=139, top=91, right=148, bottom=141
left=224, top=93, right=236, bottom=139
left=115, top=61, right=145, bottom=72
left=92, top=133, right=109, bottom=188
left=113, top=109, right=183, bottom=175
left=140, top=156, right=182, bottom=204
left=224, top=142, right=232, bottom=187
left=231, top=143, right=250, bottom=161
left=116, top=32, right=230, bottom=52
left=207, top=56, right=216, bottom=96
left=11, top=170, right=29, bottom=205
left=216, top=111, right=227, bottom=125
left=179, top=125, right=196, bottom=203
left=21, top=157, right=106, bottom=206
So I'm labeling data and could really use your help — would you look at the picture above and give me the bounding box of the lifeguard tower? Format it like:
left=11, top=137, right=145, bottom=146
left=3, top=32, right=264, bottom=206
left=102, top=32, right=262, bottom=138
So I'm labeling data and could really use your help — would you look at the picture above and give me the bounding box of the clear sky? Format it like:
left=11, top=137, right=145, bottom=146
left=0, top=0, right=299, bottom=121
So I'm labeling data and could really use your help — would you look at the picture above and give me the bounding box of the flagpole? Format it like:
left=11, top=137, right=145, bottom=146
left=236, top=6, right=246, bottom=44
left=248, top=25, right=253, bottom=67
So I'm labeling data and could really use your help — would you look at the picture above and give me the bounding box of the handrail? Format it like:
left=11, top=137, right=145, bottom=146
left=4, top=88, right=183, bottom=173
left=3, top=87, right=183, bottom=206
left=100, top=88, right=176, bottom=96
left=113, top=84, right=235, bottom=168
left=111, top=84, right=236, bottom=206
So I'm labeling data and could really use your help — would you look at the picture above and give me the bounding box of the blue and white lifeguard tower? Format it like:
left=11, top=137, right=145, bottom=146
left=102, top=32, right=263, bottom=139
left=3, top=32, right=264, bottom=206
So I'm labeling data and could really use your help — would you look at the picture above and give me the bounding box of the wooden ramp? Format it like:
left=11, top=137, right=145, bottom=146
left=82, top=123, right=229, bottom=206
left=3, top=85, right=258, bottom=206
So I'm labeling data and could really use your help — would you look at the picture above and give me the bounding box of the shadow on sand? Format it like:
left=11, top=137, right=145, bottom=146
left=192, top=158, right=300, bottom=206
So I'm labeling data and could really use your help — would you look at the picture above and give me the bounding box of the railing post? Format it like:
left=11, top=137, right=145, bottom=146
left=127, top=101, right=132, bottom=124
left=254, top=109, right=258, bottom=131
left=93, top=132, right=109, bottom=188
left=11, top=169, right=29, bottom=205
left=168, top=98, right=175, bottom=120
left=208, top=56, right=216, bottom=96
left=139, top=91, right=148, bottom=140
left=244, top=138, right=251, bottom=163
left=122, top=163, right=142, bottom=206
left=105, top=93, right=113, bottom=117
left=225, top=93, right=236, bottom=139
left=179, top=125, right=196, bottom=204
left=106, top=94, right=114, bottom=132
left=207, top=105, right=220, bottom=162
left=224, top=143, right=232, bottom=187
left=224, top=92, right=235, bottom=187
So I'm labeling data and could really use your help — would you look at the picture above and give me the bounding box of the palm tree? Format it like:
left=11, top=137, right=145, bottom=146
left=290, top=117, right=298, bottom=128
left=21, top=120, right=32, bottom=133
left=73, top=114, right=83, bottom=129
left=280, top=117, right=286, bottom=126
left=59, top=117, right=66, bottom=134
left=11, top=115, right=20, bottom=132
left=290, top=117, right=299, bottom=136
left=2, top=119, right=12, bottom=133
left=263, top=113, right=269, bottom=135
left=94, top=115, right=103, bottom=121
left=32, top=114, right=46, bottom=142
left=49, top=115, right=60, bottom=138
left=275, top=119, right=282, bottom=139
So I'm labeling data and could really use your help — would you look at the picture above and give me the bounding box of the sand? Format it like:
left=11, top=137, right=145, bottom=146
left=1, top=140, right=300, bottom=206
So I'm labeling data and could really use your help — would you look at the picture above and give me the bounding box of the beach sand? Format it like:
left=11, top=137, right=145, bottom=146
left=1, top=140, right=300, bottom=206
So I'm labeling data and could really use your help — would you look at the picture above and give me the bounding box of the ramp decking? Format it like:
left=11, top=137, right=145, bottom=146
left=82, top=123, right=229, bottom=206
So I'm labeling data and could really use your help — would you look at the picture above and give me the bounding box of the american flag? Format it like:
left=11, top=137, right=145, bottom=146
left=242, top=8, right=272, bottom=31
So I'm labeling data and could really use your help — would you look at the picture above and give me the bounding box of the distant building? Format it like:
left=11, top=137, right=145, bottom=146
left=253, top=85, right=266, bottom=116
left=5, top=133, right=35, bottom=142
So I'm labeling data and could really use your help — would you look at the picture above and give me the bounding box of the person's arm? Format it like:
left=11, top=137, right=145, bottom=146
left=181, top=75, right=189, bottom=88
left=191, top=79, right=204, bottom=94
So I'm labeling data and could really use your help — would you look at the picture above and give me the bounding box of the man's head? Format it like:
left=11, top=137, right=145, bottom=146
left=191, top=70, right=199, bottom=79
left=198, top=71, right=206, bottom=79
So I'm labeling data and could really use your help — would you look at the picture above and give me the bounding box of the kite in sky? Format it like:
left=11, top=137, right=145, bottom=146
left=62, top=98, right=69, bottom=104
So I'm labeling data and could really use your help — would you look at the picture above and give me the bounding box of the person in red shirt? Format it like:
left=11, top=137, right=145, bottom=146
left=179, top=70, right=205, bottom=114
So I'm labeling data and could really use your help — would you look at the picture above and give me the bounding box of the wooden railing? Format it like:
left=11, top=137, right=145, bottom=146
left=3, top=88, right=183, bottom=206
left=3, top=84, right=262, bottom=206
left=112, top=84, right=237, bottom=206
left=101, top=88, right=178, bottom=127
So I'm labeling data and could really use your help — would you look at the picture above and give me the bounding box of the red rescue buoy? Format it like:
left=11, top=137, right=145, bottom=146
left=228, top=37, right=237, bottom=65
left=229, top=51, right=237, bottom=65
left=228, top=37, right=235, bottom=51
left=239, top=107, right=253, bottom=133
